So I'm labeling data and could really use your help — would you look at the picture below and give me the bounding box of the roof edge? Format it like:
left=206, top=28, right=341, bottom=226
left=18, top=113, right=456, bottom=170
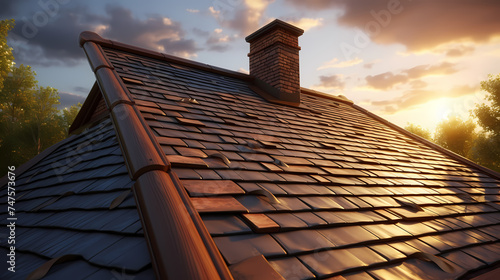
left=79, top=31, right=252, bottom=81
left=78, top=32, right=359, bottom=110
left=69, top=82, right=108, bottom=135
left=353, top=104, right=500, bottom=181
left=301, top=87, right=354, bottom=105
left=0, top=133, right=78, bottom=189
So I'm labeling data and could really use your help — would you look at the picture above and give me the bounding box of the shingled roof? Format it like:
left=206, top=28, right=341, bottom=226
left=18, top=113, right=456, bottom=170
left=2, top=19, right=500, bottom=280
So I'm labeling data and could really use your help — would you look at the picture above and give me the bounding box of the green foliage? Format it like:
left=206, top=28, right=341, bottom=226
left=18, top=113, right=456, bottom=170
left=475, top=74, right=500, bottom=134
left=471, top=73, right=500, bottom=172
left=470, top=133, right=500, bottom=172
left=0, top=19, right=83, bottom=175
left=0, top=65, right=38, bottom=121
left=404, top=123, right=432, bottom=140
left=0, top=19, right=14, bottom=92
left=434, top=116, right=476, bottom=157
left=28, top=87, right=64, bottom=154
left=0, top=64, right=39, bottom=167
left=61, top=103, right=83, bottom=133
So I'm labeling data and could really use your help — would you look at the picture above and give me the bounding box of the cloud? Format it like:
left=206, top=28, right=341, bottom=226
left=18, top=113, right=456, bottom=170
left=315, top=74, right=345, bottom=89
left=284, top=0, right=500, bottom=52
left=365, top=62, right=459, bottom=90
left=57, top=92, right=86, bottom=110
left=317, top=57, right=362, bottom=70
left=0, top=0, right=19, bottom=17
left=288, top=18, right=323, bottom=31
left=371, top=84, right=476, bottom=114
left=209, top=0, right=274, bottom=36
left=7, top=4, right=201, bottom=66
left=439, top=44, right=475, bottom=57
left=9, top=6, right=96, bottom=66
left=205, top=28, right=236, bottom=52
left=402, top=62, right=458, bottom=79
left=186, top=9, right=200, bottom=13
left=409, top=80, right=427, bottom=89
left=365, top=72, right=408, bottom=90
left=100, top=6, right=200, bottom=58
left=284, top=0, right=340, bottom=10
left=364, top=62, right=375, bottom=69
left=73, top=86, right=89, bottom=94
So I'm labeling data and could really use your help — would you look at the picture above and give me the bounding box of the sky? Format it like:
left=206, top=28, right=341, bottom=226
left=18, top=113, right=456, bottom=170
left=2, top=0, right=500, bottom=132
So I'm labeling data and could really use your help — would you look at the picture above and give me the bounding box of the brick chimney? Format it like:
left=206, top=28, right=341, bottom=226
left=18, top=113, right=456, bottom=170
left=245, top=19, right=304, bottom=104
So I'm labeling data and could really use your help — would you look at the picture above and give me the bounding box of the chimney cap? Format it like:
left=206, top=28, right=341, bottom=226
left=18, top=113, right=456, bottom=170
left=245, top=19, right=304, bottom=43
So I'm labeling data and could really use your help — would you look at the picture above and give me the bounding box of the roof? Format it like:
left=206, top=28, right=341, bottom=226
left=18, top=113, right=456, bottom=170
left=2, top=30, right=500, bottom=280
left=0, top=118, right=154, bottom=279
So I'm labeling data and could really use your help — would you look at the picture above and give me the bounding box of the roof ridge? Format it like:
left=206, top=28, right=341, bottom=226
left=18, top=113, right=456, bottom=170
left=300, top=87, right=354, bottom=105
left=353, top=104, right=500, bottom=181
left=79, top=31, right=252, bottom=81
left=79, top=31, right=358, bottom=107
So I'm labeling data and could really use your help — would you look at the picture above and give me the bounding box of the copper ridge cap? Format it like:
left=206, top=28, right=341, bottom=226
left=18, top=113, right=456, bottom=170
left=79, top=31, right=252, bottom=81
left=245, top=19, right=304, bottom=42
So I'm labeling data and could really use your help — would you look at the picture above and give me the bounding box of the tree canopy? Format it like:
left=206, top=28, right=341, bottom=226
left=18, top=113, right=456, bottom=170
left=404, top=123, right=432, bottom=140
left=0, top=20, right=82, bottom=174
left=471, top=74, right=500, bottom=171
left=434, top=116, right=476, bottom=158
left=0, top=19, right=14, bottom=92
left=404, top=74, right=500, bottom=172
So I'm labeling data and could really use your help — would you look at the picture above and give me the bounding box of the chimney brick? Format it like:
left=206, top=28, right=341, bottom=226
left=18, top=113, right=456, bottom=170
left=245, top=19, right=304, bottom=104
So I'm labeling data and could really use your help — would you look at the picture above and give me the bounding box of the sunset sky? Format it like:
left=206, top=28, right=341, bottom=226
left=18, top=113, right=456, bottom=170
left=2, top=0, right=500, bottom=132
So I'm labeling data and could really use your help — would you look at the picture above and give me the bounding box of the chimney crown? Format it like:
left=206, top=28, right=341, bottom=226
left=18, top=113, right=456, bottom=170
left=245, top=19, right=304, bottom=104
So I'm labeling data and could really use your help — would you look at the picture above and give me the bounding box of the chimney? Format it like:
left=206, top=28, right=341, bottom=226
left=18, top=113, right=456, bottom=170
left=245, top=19, right=304, bottom=104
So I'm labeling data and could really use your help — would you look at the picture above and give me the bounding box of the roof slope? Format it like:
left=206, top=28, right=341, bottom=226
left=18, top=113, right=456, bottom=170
left=0, top=118, right=154, bottom=279
left=2, top=31, right=500, bottom=279
left=95, top=41, right=500, bottom=279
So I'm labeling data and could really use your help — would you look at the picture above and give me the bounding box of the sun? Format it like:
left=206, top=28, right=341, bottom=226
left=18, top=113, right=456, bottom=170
left=433, top=98, right=452, bottom=121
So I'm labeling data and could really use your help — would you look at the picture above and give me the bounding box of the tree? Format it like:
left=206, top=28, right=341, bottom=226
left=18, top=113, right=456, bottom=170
left=0, top=64, right=39, bottom=167
left=474, top=74, right=500, bottom=134
left=0, top=19, right=83, bottom=176
left=471, top=74, right=500, bottom=171
left=0, top=65, right=37, bottom=122
left=28, top=87, right=63, bottom=154
left=470, top=133, right=500, bottom=172
left=404, top=123, right=432, bottom=140
left=434, top=116, right=476, bottom=157
left=0, top=19, right=14, bottom=92
left=61, top=103, right=82, bottom=134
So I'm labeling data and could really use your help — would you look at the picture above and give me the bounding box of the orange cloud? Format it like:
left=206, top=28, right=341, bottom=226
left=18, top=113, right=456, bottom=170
left=285, top=0, right=500, bottom=52
left=371, top=84, right=476, bottom=114
left=366, top=72, right=408, bottom=90
left=365, top=62, right=459, bottom=90
left=403, top=62, right=458, bottom=79
left=317, top=57, right=363, bottom=70
left=314, top=74, right=346, bottom=89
